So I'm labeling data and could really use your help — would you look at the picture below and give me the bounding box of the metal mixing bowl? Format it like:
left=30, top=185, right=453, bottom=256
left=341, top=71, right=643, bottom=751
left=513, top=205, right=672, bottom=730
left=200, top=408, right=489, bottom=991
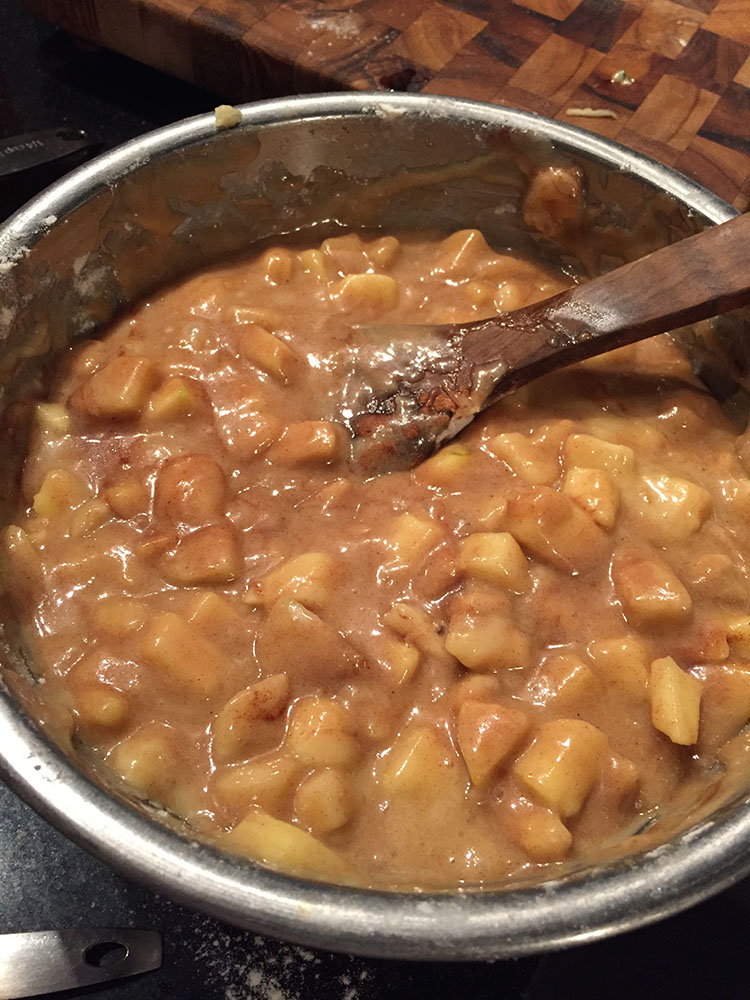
left=1, top=93, right=749, bottom=961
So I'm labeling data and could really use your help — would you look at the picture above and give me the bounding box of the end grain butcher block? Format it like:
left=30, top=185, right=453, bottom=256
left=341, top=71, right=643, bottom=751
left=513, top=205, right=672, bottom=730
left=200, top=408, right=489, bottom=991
left=25, top=0, right=750, bottom=210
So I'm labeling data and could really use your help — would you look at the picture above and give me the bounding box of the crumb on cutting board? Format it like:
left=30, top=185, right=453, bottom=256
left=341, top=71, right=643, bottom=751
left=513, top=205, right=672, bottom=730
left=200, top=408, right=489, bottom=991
left=565, top=108, right=618, bottom=119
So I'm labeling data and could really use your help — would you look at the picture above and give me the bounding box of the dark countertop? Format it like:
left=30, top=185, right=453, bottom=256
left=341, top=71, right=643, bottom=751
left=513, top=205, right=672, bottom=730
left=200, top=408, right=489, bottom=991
left=2, top=2, right=750, bottom=997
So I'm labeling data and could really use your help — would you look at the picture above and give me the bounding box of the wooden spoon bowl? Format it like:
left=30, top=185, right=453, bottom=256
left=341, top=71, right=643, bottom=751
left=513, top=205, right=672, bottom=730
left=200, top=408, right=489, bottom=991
left=349, top=211, right=750, bottom=473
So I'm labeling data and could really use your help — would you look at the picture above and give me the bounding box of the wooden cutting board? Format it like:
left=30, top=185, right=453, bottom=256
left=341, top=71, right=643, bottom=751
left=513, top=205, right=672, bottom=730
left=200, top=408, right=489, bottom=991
left=25, top=0, right=750, bottom=211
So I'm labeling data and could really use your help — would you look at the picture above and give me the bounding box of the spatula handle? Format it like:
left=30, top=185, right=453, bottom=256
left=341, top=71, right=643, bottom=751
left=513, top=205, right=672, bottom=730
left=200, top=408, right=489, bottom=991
left=464, top=210, right=750, bottom=388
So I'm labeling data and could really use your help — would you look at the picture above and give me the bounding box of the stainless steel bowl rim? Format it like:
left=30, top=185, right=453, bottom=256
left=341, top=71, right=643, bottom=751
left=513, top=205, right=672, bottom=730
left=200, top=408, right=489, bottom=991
left=0, top=92, right=746, bottom=961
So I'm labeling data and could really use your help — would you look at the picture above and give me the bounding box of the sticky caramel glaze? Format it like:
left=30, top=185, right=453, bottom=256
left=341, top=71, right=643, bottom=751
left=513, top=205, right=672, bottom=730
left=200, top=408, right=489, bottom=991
left=6, top=227, right=750, bottom=890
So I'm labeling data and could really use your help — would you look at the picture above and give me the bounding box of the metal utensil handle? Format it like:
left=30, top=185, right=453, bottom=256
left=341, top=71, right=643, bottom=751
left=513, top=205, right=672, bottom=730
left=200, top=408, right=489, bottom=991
left=0, top=928, right=162, bottom=999
left=0, top=128, right=92, bottom=179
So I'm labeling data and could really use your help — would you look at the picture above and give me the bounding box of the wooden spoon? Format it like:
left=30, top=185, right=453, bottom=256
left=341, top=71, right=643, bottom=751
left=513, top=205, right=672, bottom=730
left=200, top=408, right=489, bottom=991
left=347, top=211, right=750, bottom=474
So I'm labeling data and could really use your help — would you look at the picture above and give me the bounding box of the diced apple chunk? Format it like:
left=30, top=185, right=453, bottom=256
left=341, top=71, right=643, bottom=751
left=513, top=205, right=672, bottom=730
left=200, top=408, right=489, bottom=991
left=160, top=523, right=241, bottom=585
left=382, top=512, right=443, bottom=564
left=379, top=725, right=458, bottom=796
left=687, top=553, right=747, bottom=606
left=142, top=613, right=223, bottom=696
left=445, top=609, right=530, bottom=671
left=457, top=700, right=530, bottom=787
left=382, top=639, right=420, bottom=684
left=719, top=479, right=750, bottom=520
left=630, top=473, right=712, bottom=542
left=368, top=235, right=400, bottom=269
left=103, top=480, right=149, bottom=519
left=342, top=681, right=394, bottom=743
left=699, top=667, right=750, bottom=750
left=269, top=421, right=342, bottom=465
left=75, top=355, right=158, bottom=419
left=451, top=674, right=503, bottom=708
left=294, top=768, right=354, bottom=835
left=316, top=478, right=351, bottom=511
left=564, top=433, right=634, bottom=478
left=250, top=552, right=339, bottom=613
left=223, top=809, right=349, bottom=881
left=530, top=650, right=596, bottom=708
left=457, top=531, right=530, bottom=592
left=71, top=499, right=111, bottom=538
left=154, top=454, right=226, bottom=525
left=212, top=673, right=290, bottom=764
left=213, top=381, right=281, bottom=459
left=591, top=753, right=641, bottom=817
left=238, top=324, right=297, bottom=383
left=382, top=602, right=451, bottom=664
left=69, top=339, right=107, bottom=376
left=612, top=553, right=692, bottom=629
left=562, top=467, right=619, bottom=530
left=414, top=444, right=472, bottom=487
left=188, top=591, right=243, bottom=637
left=36, top=402, right=71, bottom=434
left=2, top=525, right=42, bottom=600
left=91, top=596, right=148, bottom=638
left=144, top=376, right=200, bottom=423
left=514, top=719, right=607, bottom=818
left=286, top=697, right=359, bottom=768
left=464, top=279, right=494, bottom=308
left=75, top=688, right=129, bottom=731
left=587, top=637, right=650, bottom=699
left=299, top=248, right=328, bottom=279
left=232, top=307, right=283, bottom=330
left=33, top=469, right=90, bottom=518
left=437, top=228, right=491, bottom=272
left=322, top=234, right=370, bottom=274
left=505, top=488, right=606, bottom=573
left=685, top=622, right=729, bottom=663
left=262, top=248, right=294, bottom=284
left=507, top=797, right=573, bottom=862
left=488, top=432, right=559, bottom=485
left=214, top=103, right=243, bottom=128
left=453, top=579, right=512, bottom=619
left=214, top=755, right=297, bottom=815
left=138, top=532, right=173, bottom=562
left=468, top=495, right=508, bottom=532
left=108, top=725, right=176, bottom=800
left=332, top=273, right=398, bottom=310
left=255, top=598, right=359, bottom=682
left=650, top=656, right=702, bottom=745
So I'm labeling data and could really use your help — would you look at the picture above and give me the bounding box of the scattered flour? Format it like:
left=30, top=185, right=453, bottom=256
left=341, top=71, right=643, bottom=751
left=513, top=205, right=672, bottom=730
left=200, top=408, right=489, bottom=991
left=73, top=262, right=108, bottom=299
left=308, top=12, right=360, bottom=36
left=0, top=304, right=17, bottom=334
left=189, top=916, right=374, bottom=1000
left=0, top=245, right=30, bottom=275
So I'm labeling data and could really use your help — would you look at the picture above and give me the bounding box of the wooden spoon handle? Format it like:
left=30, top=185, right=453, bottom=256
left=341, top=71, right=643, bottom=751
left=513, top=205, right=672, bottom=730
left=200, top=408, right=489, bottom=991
left=463, top=211, right=750, bottom=388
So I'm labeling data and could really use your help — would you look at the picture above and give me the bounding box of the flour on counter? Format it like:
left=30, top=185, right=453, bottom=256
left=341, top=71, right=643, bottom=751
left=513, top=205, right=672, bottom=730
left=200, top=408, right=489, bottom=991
left=192, top=917, right=373, bottom=1000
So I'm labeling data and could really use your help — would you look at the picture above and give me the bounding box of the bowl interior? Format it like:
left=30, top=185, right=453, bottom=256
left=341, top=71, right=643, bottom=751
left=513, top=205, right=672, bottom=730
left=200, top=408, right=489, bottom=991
left=1, top=93, right=749, bottom=960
